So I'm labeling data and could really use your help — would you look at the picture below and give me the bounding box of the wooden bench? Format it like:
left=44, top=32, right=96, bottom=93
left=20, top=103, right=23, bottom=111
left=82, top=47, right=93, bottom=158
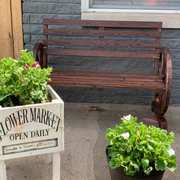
left=33, top=19, right=172, bottom=130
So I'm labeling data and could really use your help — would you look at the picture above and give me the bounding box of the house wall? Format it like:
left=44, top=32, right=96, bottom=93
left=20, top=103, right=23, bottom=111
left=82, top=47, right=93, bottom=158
left=22, top=0, right=180, bottom=105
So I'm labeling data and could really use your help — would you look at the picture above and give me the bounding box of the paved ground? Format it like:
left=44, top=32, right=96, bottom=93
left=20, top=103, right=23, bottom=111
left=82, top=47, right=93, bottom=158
left=5, top=102, right=180, bottom=180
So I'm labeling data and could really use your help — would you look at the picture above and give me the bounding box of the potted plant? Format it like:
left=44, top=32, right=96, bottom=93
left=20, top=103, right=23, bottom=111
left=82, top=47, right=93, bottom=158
left=0, top=50, right=64, bottom=180
left=0, top=50, right=52, bottom=107
left=106, top=115, right=177, bottom=180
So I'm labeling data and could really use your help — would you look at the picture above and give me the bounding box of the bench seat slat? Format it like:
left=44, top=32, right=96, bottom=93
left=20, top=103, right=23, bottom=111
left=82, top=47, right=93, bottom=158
left=48, top=70, right=165, bottom=90
left=43, top=39, right=161, bottom=49
left=48, top=80, right=165, bottom=90
left=43, top=19, right=162, bottom=28
left=43, top=49, right=160, bottom=59
left=43, top=29, right=162, bottom=38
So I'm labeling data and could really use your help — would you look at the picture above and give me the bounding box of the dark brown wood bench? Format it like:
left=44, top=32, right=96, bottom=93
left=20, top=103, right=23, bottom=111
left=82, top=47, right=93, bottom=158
left=33, top=19, right=172, bottom=130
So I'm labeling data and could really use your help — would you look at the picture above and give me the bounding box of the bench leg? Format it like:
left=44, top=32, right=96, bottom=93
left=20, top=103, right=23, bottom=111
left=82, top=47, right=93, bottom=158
left=52, top=152, right=60, bottom=180
left=0, top=161, right=7, bottom=180
left=151, top=101, right=167, bottom=130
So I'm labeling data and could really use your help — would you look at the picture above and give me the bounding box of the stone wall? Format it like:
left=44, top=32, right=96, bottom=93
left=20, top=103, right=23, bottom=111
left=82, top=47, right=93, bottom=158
left=22, top=0, right=180, bottom=105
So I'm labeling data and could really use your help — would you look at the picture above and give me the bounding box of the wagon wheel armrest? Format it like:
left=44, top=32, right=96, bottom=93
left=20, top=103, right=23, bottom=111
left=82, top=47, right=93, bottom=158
left=159, top=46, right=172, bottom=82
left=33, top=42, right=45, bottom=67
left=155, top=46, right=172, bottom=115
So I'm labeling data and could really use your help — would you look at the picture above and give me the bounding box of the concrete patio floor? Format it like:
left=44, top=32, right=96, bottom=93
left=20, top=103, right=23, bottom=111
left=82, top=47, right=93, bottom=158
left=5, top=102, right=180, bottom=180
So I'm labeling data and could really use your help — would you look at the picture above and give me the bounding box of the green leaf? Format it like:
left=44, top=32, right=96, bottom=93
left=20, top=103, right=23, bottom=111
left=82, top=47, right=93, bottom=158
left=170, top=155, right=177, bottom=161
left=167, top=162, right=177, bottom=172
left=156, top=159, right=166, bottom=171
left=148, top=140, right=156, bottom=148
left=124, top=166, right=131, bottom=175
left=0, top=94, right=10, bottom=101
left=148, top=145, right=154, bottom=151
left=109, top=161, right=116, bottom=169
left=137, top=144, right=143, bottom=150
left=127, top=147, right=131, bottom=153
left=22, top=78, right=30, bottom=86
left=18, top=67, right=23, bottom=73
left=139, top=140, right=147, bottom=145
left=130, top=159, right=139, bottom=168
left=30, top=90, right=43, bottom=98
left=144, top=166, right=153, bottom=175
left=111, top=152, right=119, bottom=158
left=141, top=158, right=149, bottom=167
left=3, top=97, right=14, bottom=107
left=158, top=133, right=167, bottom=142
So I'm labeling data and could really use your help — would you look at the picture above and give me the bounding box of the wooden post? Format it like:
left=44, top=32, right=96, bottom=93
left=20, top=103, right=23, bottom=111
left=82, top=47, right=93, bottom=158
left=0, top=161, right=7, bottom=180
left=0, top=0, right=23, bottom=60
left=53, top=153, right=60, bottom=180
left=0, top=0, right=14, bottom=59
left=11, top=0, right=24, bottom=58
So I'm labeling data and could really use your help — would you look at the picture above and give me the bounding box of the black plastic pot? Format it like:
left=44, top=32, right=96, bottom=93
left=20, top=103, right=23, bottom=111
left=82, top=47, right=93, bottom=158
left=106, top=147, right=165, bottom=180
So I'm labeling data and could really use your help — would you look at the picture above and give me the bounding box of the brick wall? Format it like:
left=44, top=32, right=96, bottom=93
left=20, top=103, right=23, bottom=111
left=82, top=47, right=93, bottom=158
left=22, top=0, right=180, bottom=105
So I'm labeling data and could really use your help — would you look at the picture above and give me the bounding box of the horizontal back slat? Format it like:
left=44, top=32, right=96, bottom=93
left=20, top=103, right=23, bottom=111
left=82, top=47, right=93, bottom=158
left=43, top=19, right=162, bottom=28
left=43, top=29, right=161, bottom=38
left=43, top=49, right=160, bottom=59
left=43, top=39, right=161, bottom=49
left=52, top=69, right=161, bottom=78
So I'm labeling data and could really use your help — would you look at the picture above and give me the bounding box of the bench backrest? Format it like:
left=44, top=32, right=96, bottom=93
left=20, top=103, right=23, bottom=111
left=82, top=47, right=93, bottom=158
left=42, top=19, right=162, bottom=67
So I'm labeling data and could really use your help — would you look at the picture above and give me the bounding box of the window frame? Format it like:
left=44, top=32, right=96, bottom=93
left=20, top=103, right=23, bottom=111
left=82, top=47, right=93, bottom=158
left=81, top=0, right=180, bottom=28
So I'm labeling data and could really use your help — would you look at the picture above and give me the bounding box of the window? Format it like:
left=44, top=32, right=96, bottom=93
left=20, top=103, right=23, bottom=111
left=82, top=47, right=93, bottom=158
left=81, top=0, right=180, bottom=28
left=90, top=0, right=180, bottom=10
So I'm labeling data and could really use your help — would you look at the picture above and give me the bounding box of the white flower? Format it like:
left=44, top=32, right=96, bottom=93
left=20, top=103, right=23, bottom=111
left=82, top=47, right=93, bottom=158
left=122, top=132, right=130, bottom=139
left=168, top=149, right=175, bottom=156
left=124, top=114, right=131, bottom=121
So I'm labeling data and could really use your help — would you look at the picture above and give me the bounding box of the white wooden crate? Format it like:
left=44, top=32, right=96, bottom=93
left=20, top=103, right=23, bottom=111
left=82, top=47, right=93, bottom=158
left=0, top=85, right=64, bottom=180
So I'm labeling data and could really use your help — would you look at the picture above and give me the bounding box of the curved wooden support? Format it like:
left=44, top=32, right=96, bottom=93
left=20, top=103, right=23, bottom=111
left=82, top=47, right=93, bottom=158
left=152, top=46, right=172, bottom=129
left=33, top=42, right=44, bottom=67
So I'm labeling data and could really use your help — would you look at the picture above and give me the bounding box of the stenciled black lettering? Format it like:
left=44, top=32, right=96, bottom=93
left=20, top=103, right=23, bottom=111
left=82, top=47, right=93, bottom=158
left=0, top=136, right=2, bottom=141
left=9, top=134, right=14, bottom=141
left=31, top=131, right=35, bottom=138
left=24, top=132, right=28, bottom=139
left=44, top=111, right=52, bottom=126
left=0, top=122, right=8, bottom=135
left=9, top=113, right=18, bottom=127
left=41, top=109, right=46, bottom=124
left=37, top=108, right=41, bottom=123
left=56, top=117, right=61, bottom=132
left=19, top=133, right=23, bottom=140
left=46, top=129, right=50, bottom=136
left=30, top=108, right=37, bottom=122
left=36, top=130, right=40, bottom=137
left=15, top=133, right=19, bottom=140
left=51, top=114, right=56, bottom=128
left=23, top=109, right=28, bottom=123
left=5, top=117, right=12, bottom=131
left=17, top=110, right=23, bottom=125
